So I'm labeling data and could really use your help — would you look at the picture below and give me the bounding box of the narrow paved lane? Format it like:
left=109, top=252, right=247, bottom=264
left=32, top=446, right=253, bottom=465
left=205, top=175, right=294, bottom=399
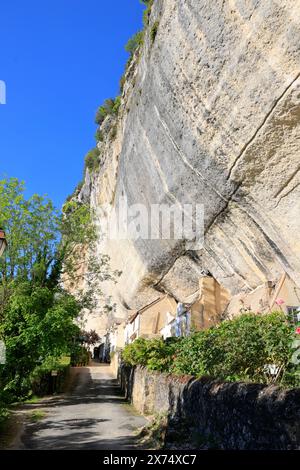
left=19, top=364, right=147, bottom=450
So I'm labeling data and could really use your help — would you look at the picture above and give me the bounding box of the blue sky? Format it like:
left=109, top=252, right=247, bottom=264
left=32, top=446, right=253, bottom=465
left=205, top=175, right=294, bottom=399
left=0, top=0, right=143, bottom=208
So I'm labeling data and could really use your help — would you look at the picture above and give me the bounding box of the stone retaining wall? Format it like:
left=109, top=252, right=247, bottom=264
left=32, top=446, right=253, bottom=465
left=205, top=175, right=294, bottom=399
left=119, top=365, right=300, bottom=450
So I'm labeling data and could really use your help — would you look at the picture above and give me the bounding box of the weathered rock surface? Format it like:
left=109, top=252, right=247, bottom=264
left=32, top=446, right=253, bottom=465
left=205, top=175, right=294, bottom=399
left=80, top=0, right=300, bottom=323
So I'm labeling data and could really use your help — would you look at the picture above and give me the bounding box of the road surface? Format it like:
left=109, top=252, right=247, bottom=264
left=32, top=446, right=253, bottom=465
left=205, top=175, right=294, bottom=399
left=17, top=364, right=147, bottom=450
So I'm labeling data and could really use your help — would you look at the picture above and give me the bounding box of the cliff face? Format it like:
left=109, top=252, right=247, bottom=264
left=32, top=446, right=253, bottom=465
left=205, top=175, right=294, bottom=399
left=80, top=0, right=300, bottom=323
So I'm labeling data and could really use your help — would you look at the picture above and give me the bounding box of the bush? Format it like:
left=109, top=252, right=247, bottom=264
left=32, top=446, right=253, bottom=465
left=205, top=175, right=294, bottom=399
left=173, top=312, right=295, bottom=384
left=112, top=96, right=121, bottom=114
left=95, top=96, right=121, bottom=129
left=122, top=337, right=180, bottom=372
left=95, top=98, right=115, bottom=126
left=84, top=148, right=100, bottom=172
left=71, top=346, right=90, bottom=367
left=122, top=313, right=299, bottom=387
left=125, top=31, right=144, bottom=57
left=30, top=356, right=70, bottom=396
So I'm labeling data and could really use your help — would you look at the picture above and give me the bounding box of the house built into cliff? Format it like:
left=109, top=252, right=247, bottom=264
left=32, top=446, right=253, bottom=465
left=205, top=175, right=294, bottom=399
left=226, top=272, right=300, bottom=321
left=122, top=276, right=231, bottom=344
left=161, top=276, right=231, bottom=338
left=97, top=320, right=126, bottom=362
left=102, top=273, right=299, bottom=360
left=124, top=295, right=177, bottom=344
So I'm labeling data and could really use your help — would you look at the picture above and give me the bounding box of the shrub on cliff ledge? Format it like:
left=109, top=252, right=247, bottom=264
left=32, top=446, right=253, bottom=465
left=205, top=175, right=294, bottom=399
left=95, top=98, right=116, bottom=126
left=84, top=147, right=100, bottom=173
left=125, top=31, right=144, bottom=57
left=141, top=0, right=154, bottom=27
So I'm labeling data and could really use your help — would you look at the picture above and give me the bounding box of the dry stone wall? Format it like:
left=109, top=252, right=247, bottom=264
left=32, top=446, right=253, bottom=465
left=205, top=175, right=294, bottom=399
left=120, top=365, right=300, bottom=450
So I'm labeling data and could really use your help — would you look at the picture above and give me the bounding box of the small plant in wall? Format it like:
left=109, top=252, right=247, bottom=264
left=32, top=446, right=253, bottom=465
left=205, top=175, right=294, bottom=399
left=95, top=128, right=103, bottom=143
left=142, top=0, right=154, bottom=27
left=150, top=21, right=159, bottom=43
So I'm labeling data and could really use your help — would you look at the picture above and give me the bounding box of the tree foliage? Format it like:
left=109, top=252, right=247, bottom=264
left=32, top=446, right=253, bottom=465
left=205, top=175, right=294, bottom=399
left=0, top=178, right=118, bottom=403
left=0, top=178, right=59, bottom=287
left=0, top=282, right=80, bottom=400
left=79, top=329, right=100, bottom=346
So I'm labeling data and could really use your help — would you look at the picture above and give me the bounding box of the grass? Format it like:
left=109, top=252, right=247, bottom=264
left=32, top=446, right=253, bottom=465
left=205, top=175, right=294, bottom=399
left=138, top=413, right=168, bottom=449
left=121, top=402, right=142, bottom=417
left=0, top=408, right=10, bottom=433
left=28, top=410, right=46, bottom=422
left=23, top=395, right=42, bottom=405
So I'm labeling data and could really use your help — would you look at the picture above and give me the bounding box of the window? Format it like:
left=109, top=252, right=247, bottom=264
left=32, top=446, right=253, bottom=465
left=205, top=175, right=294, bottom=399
left=287, top=306, right=300, bottom=324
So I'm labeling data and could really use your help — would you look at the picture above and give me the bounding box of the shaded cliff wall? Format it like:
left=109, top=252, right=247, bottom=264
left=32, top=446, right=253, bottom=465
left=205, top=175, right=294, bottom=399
left=80, top=0, right=300, bottom=322
left=120, top=365, right=300, bottom=450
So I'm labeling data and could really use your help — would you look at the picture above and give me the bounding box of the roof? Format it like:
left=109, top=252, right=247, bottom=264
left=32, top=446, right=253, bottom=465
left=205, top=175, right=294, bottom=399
left=128, top=295, right=176, bottom=324
left=127, top=311, right=138, bottom=323
left=138, top=296, right=164, bottom=314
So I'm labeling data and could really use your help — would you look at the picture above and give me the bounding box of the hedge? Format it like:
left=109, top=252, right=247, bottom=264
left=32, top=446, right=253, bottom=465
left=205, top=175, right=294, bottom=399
left=122, top=312, right=300, bottom=387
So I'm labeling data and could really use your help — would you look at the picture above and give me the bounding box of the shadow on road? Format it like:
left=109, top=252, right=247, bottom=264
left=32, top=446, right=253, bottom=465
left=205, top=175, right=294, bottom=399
left=14, top=365, right=147, bottom=450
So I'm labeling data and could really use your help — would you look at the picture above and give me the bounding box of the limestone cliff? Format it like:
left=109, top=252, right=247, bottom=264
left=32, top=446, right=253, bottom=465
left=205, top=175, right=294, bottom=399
left=78, top=0, right=300, bottom=327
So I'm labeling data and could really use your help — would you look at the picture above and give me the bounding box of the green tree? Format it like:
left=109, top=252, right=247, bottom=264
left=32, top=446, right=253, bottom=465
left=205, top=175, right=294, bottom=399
left=0, top=178, right=59, bottom=322
left=0, top=282, right=80, bottom=400
left=0, top=179, right=83, bottom=400
left=0, top=178, right=59, bottom=286
left=0, top=178, right=119, bottom=403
